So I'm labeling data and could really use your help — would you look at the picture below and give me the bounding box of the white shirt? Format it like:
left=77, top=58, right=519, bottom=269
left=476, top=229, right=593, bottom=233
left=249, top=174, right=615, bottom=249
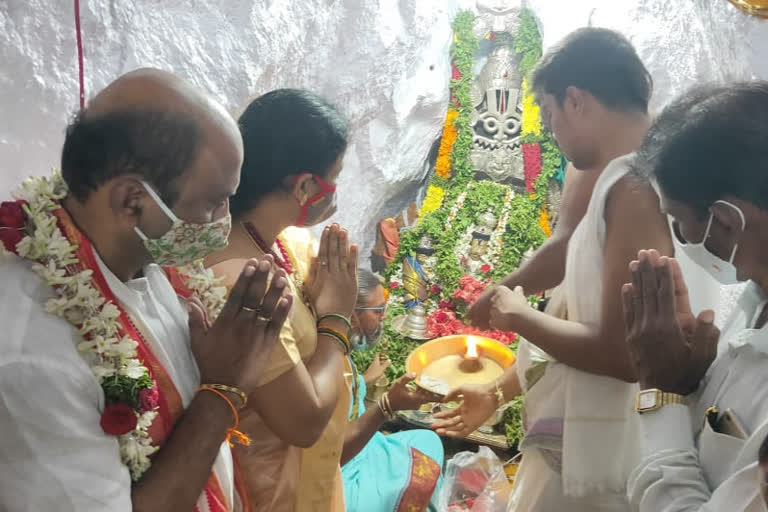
left=0, top=252, right=233, bottom=511
left=628, top=281, right=768, bottom=512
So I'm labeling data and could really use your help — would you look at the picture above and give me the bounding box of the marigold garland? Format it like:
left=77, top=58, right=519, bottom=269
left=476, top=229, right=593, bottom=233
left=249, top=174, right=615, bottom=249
left=369, top=9, right=561, bottom=449
left=538, top=208, right=551, bottom=237
left=435, top=109, right=459, bottom=180
left=418, top=185, right=445, bottom=219
left=520, top=79, right=542, bottom=137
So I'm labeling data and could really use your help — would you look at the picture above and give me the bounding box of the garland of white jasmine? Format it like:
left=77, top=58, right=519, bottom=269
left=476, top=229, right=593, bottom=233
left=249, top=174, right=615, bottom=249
left=9, top=172, right=158, bottom=480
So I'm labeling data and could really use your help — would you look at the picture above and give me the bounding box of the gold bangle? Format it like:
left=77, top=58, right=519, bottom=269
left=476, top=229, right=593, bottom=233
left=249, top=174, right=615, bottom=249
left=317, top=328, right=351, bottom=354
left=318, top=330, right=350, bottom=355
left=381, top=392, right=395, bottom=419
left=317, top=326, right=350, bottom=344
left=377, top=395, right=389, bottom=418
left=197, top=386, right=251, bottom=447
left=201, top=383, right=248, bottom=410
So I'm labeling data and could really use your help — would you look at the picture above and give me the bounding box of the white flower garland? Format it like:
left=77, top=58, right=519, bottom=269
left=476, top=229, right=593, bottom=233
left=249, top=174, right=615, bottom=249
left=12, top=172, right=158, bottom=480
left=487, top=188, right=515, bottom=260
left=453, top=186, right=514, bottom=277
left=444, top=184, right=472, bottom=232
left=176, top=261, right=227, bottom=320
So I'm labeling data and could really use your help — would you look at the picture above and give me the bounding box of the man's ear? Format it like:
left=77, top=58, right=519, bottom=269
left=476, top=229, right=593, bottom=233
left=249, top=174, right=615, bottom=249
left=563, top=86, right=587, bottom=116
left=711, top=200, right=746, bottom=234
left=107, top=176, right=147, bottom=228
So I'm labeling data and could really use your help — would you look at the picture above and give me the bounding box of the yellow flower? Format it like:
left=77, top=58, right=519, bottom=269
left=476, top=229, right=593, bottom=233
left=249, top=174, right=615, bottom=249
left=435, top=109, right=459, bottom=180
left=538, top=208, right=551, bottom=238
left=418, top=185, right=445, bottom=220
left=521, top=79, right=542, bottom=137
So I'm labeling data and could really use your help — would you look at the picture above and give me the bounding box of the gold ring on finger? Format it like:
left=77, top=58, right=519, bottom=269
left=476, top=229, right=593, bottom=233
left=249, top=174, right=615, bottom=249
left=256, top=315, right=272, bottom=322
left=242, top=305, right=261, bottom=314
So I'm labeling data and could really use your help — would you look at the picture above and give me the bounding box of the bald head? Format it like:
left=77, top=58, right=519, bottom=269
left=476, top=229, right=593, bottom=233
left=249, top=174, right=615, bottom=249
left=86, top=68, right=238, bottom=141
left=61, top=68, right=242, bottom=207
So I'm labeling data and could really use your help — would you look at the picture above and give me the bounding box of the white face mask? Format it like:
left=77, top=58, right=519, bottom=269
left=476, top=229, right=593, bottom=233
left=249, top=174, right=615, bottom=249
left=134, top=181, right=231, bottom=267
left=675, top=200, right=746, bottom=285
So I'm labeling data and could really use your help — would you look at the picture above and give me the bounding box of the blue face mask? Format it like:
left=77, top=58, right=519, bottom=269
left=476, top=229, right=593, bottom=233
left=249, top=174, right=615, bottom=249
left=675, top=200, right=746, bottom=285
left=351, top=325, right=383, bottom=352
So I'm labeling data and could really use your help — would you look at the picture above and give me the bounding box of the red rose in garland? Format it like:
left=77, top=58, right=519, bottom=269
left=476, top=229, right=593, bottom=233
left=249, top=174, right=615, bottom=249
left=100, top=403, right=138, bottom=435
left=138, top=386, right=160, bottom=413
left=0, top=200, right=27, bottom=252
left=480, top=264, right=491, bottom=274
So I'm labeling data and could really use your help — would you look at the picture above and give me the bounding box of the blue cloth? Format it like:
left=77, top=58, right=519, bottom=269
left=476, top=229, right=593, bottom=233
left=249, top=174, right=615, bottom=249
left=342, top=376, right=444, bottom=512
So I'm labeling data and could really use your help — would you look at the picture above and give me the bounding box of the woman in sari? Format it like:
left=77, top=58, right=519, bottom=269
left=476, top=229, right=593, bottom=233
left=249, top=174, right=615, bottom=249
left=204, top=89, right=358, bottom=512
left=342, top=269, right=444, bottom=512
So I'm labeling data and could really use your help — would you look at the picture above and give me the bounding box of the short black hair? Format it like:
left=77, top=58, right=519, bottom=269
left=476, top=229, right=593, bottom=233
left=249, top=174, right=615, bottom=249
left=643, top=81, right=768, bottom=217
left=231, top=89, right=349, bottom=218
left=532, top=28, right=652, bottom=114
left=61, top=110, right=201, bottom=204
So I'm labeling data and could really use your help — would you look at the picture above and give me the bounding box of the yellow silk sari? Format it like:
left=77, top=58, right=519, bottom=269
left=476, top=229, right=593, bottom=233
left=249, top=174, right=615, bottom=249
left=211, top=227, right=350, bottom=512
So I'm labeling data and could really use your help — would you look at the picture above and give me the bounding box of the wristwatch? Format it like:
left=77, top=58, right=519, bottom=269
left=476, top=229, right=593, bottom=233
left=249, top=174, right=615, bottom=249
left=635, top=388, right=687, bottom=414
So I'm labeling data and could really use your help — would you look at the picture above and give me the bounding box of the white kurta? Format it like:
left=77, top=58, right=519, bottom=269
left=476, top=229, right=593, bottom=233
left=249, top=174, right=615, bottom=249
left=628, top=281, right=768, bottom=512
left=0, top=251, right=234, bottom=511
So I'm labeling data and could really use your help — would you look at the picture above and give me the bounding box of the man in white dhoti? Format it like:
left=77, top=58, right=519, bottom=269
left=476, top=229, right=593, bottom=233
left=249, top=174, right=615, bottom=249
left=433, top=28, right=672, bottom=511
left=0, top=69, right=291, bottom=511
left=624, top=82, right=768, bottom=512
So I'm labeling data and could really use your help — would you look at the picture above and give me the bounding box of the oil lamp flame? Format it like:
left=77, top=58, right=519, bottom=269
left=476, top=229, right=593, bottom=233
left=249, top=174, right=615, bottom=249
left=459, top=336, right=483, bottom=373
left=465, top=336, right=479, bottom=359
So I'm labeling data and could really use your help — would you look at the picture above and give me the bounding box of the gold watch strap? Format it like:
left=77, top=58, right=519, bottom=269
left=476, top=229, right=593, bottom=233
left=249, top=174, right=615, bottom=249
left=661, top=392, right=686, bottom=406
left=636, top=388, right=687, bottom=414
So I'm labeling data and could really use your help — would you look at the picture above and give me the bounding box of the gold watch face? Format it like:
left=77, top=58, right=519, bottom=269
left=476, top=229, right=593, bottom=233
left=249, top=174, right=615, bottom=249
left=636, top=389, right=661, bottom=412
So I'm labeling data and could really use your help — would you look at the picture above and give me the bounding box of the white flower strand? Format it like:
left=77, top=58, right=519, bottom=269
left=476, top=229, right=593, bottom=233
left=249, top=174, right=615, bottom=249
left=11, top=171, right=158, bottom=480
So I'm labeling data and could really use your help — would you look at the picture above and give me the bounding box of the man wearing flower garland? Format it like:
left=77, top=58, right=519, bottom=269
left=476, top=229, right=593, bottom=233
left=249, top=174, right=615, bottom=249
left=0, top=69, right=292, bottom=511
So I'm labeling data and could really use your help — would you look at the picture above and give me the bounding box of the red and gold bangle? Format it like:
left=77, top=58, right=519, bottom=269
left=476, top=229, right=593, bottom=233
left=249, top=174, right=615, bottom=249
left=198, top=385, right=251, bottom=447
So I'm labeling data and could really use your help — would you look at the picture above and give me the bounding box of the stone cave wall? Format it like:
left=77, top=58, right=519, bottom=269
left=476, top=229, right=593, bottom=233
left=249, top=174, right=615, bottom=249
left=1, top=0, right=766, bottom=265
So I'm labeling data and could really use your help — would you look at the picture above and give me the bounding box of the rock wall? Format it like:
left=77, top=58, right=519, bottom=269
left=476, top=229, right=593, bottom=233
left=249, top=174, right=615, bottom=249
left=1, top=0, right=766, bottom=263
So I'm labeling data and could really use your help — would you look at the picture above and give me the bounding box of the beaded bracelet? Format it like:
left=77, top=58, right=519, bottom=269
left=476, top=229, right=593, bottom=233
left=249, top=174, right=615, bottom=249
left=198, top=385, right=251, bottom=447
left=317, top=328, right=350, bottom=355
left=202, top=383, right=248, bottom=410
left=317, top=313, right=352, bottom=333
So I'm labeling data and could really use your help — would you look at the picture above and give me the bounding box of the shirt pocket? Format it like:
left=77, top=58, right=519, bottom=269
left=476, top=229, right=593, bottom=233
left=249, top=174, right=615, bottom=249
left=699, top=417, right=745, bottom=489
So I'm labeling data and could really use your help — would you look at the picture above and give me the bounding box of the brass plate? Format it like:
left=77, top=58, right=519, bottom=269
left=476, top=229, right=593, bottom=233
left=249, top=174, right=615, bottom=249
left=391, top=315, right=433, bottom=341
left=406, top=334, right=516, bottom=376
left=728, top=0, right=768, bottom=17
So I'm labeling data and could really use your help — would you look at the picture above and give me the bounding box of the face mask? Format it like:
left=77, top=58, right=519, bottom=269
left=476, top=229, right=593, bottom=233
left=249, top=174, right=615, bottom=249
left=351, top=325, right=382, bottom=352
left=675, top=200, right=746, bottom=285
left=134, top=181, right=231, bottom=267
left=294, top=174, right=337, bottom=227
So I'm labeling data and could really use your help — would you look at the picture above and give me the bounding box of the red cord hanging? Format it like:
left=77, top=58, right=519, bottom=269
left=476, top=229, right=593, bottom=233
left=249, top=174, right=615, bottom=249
left=74, top=0, right=85, bottom=109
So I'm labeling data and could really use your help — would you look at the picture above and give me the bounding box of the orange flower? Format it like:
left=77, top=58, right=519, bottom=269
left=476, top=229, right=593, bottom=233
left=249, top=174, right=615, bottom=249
left=538, top=209, right=551, bottom=238
left=435, top=109, right=459, bottom=179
